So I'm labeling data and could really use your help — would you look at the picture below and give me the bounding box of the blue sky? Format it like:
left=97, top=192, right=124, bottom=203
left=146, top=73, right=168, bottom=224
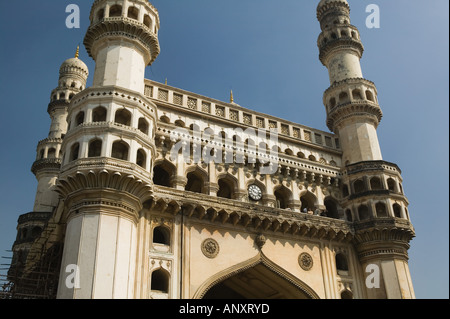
left=0, top=0, right=448, bottom=299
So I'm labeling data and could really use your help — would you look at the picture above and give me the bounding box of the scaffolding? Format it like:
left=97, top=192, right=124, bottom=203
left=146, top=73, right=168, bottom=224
left=1, top=222, right=63, bottom=299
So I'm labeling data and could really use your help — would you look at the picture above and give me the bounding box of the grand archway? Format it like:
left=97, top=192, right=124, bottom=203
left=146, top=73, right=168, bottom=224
left=195, top=253, right=319, bottom=299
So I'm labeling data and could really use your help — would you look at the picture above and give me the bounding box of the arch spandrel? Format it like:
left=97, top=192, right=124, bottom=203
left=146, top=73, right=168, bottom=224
left=193, top=252, right=320, bottom=299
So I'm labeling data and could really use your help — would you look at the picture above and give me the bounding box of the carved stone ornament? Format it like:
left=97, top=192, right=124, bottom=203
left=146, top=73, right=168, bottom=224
left=255, top=234, right=266, bottom=250
left=298, top=252, right=314, bottom=271
left=201, top=238, right=220, bottom=259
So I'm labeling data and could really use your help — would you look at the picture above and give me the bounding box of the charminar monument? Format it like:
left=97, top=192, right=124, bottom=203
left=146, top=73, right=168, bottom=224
left=7, top=0, right=415, bottom=299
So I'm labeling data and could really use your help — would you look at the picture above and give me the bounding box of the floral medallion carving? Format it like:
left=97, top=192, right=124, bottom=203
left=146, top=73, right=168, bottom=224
left=298, top=252, right=313, bottom=271
left=201, top=238, right=220, bottom=259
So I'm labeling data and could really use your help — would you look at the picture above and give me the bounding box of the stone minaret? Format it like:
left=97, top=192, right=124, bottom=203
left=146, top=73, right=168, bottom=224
left=32, top=48, right=89, bottom=213
left=317, top=0, right=416, bottom=298
left=56, top=0, right=160, bottom=298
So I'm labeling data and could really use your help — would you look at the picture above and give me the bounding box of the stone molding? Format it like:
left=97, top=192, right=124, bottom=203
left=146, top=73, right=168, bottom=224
left=84, top=17, right=160, bottom=65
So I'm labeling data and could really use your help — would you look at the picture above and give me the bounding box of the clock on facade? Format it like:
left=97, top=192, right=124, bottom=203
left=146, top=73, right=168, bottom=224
left=248, top=184, right=262, bottom=201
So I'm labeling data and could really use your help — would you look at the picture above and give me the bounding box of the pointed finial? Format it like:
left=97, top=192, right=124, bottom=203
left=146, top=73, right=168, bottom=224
left=75, top=45, right=80, bottom=59
left=230, top=90, right=234, bottom=103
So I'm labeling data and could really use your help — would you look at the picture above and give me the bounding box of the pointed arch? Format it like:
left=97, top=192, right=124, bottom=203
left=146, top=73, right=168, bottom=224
left=300, top=190, right=317, bottom=213
left=274, top=184, right=293, bottom=209
left=217, top=172, right=239, bottom=200
left=193, top=252, right=320, bottom=299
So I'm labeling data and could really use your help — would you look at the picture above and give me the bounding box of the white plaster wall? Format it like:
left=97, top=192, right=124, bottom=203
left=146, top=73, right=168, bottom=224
left=57, top=213, right=137, bottom=299
left=327, top=52, right=363, bottom=83
left=93, top=44, right=146, bottom=94
left=338, top=121, right=382, bottom=164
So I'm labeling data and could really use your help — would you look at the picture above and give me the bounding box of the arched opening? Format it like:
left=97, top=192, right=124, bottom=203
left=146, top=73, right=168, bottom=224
left=111, top=141, right=129, bottom=161
left=96, top=8, right=105, bottom=21
left=201, top=257, right=318, bottom=299
left=387, top=178, right=396, bottom=192
left=353, top=179, right=365, bottom=194
left=160, top=115, right=170, bottom=124
left=393, top=203, right=402, bottom=218
left=47, top=148, right=56, bottom=159
left=336, top=253, right=349, bottom=274
left=92, top=106, right=107, bottom=122
left=136, top=149, right=146, bottom=168
left=370, top=177, right=383, bottom=190
left=308, top=155, right=316, bottom=162
left=339, top=91, right=350, bottom=104
left=341, top=290, right=353, bottom=299
left=114, top=109, right=131, bottom=126
left=143, top=15, right=152, bottom=29
left=324, top=197, right=340, bottom=219
left=366, top=90, right=375, bottom=102
left=31, top=226, right=42, bottom=238
left=70, top=143, right=80, bottom=161
left=352, top=89, right=363, bottom=100
left=329, top=97, right=336, bottom=108
left=138, top=118, right=149, bottom=135
left=153, top=161, right=176, bottom=187
left=153, top=226, right=170, bottom=246
left=151, top=269, right=169, bottom=293
left=185, top=171, right=205, bottom=194
left=358, top=205, right=370, bottom=221
left=274, top=186, right=292, bottom=210
left=88, top=139, right=102, bottom=158
left=375, top=202, right=388, bottom=217
left=39, top=149, right=45, bottom=159
left=285, top=148, right=294, bottom=156
left=109, top=5, right=122, bottom=17
left=175, top=120, right=185, bottom=128
left=297, top=152, right=305, bottom=159
left=75, top=111, right=85, bottom=126
left=153, top=166, right=170, bottom=187
left=217, top=178, right=235, bottom=199
left=300, top=192, right=316, bottom=213
left=127, top=7, right=139, bottom=20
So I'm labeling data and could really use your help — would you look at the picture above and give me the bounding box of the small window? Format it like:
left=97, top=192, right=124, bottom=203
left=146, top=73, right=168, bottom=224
left=111, top=141, right=129, bottom=160
left=358, top=205, right=370, bottom=221
left=92, top=106, right=107, bottom=122
left=143, top=15, right=152, bottom=29
left=153, top=226, right=170, bottom=246
left=393, top=204, right=402, bottom=218
left=366, top=90, right=375, bottom=102
left=353, top=179, right=365, bottom=194
left=97, top=9, right=105, bottom=21
left=114, top=109, right=131, bottom=126
left=47, top=148, right=56, bottom=159
left=70, top=143, right=80, bottom=161
left=375, top=202, right=388, bottom=217
left=127, top=7, right=139, bottom=20
left=136, top=149, right=146, bottom=168
left=138, top=118, right=149, bottom=135
left=76, top=111, right=85, bottom=126
left=109, top=5, right=122, bottom=17
left=370, top=177, right=383, bottom=190
left=88, top=139, right=102, bottom=158
left=151, top=269, right=169, bottom=293
left=336, top=253, right=349, bottom=271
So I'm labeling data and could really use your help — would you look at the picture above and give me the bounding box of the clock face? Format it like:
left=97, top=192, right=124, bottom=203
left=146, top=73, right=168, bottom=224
left=248, top=184, right=262, bottom=201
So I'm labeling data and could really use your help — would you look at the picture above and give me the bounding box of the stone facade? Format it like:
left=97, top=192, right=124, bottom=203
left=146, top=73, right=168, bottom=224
left=7, top=0, right=415, bottom=299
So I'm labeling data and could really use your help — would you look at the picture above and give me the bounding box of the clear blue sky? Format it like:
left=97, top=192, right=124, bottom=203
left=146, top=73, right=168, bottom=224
left=0, top=0, right=448, bottom=299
